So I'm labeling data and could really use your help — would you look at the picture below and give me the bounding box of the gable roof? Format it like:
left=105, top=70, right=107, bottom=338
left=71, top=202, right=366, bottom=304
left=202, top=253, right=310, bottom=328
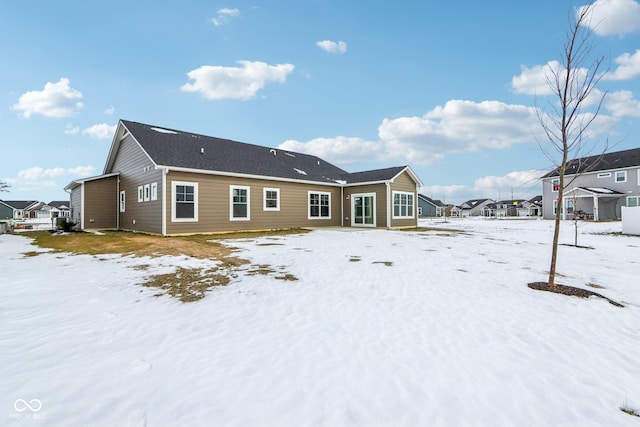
left=115, top=120, right=348, bottom=185
left=0, top=200, right=39, bottom=210
left=48, top=201, right=70, bottom=209
left=542, top=147, right=640, bottom=178
left=105, top=120, right=422, bottom=188
left=460, top=199, right=493, bottom=209
left=418, top=194, right=444, bottom=207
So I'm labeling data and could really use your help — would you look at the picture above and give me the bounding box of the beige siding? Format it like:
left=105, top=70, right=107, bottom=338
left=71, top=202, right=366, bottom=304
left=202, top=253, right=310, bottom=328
left=110, top=134, right=163, bottom=234
left=390, top=171, right=419, bottom=228
left=343, top=183, right=387, bottom=227
left=165, top=171, right=342, bottom=235
left=83, top=176, right=118, bottom=229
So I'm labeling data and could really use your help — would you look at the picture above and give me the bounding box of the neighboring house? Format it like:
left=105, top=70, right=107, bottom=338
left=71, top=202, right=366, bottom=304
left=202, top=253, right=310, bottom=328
left=48, top=201, right=71, bottom=218
left=484, top=199, right=526, bottom=217
left=65, top=120, right=423, bottom=235
left=417, top=194, right=444, bottom=217
left=459, top=199, right=495, bottom=217
left=520, top=196, right=543, bottom=217
left=541, top=147, right=640, bottom=220
left=0, top=200, right=40, bottom=219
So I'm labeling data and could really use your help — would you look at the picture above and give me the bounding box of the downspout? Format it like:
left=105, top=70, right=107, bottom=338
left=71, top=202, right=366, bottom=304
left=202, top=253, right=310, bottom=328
left=593, top=194, right=599, bottom=221
left=385, top=181, right=391, bottom=229
left=340, top=186, right=344, bottom=227
left=162, top=168, right=168, bottom=236
left=80, top=183, right=85, bottom=230
left=116, top=176, right=120, bottom=230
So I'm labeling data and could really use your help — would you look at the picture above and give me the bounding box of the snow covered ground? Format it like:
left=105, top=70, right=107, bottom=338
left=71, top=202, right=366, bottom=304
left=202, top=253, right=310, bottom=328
left=1, top=218, right=639, bottom=427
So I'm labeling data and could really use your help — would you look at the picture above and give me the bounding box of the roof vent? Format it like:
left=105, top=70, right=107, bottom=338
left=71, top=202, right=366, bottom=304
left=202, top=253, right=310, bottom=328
left=200, top=147, right=204, bottom=154
left=270, top=149, right=276, bottom=156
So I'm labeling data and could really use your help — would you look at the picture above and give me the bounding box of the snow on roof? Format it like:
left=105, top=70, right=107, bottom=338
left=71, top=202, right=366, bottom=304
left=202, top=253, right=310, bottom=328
left=293, top=168, right=307, bottom=176
left=585, top=187, right=615, bottom=194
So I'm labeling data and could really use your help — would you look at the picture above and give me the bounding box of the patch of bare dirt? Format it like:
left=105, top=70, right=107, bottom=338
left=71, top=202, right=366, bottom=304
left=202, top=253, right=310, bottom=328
left=528, top=282, right=624, bottom=307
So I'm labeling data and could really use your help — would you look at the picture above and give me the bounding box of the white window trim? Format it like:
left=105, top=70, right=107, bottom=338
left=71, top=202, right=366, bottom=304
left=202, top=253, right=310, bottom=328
left=308, top=191, right=331, bottom=220
left=119, top=190, right=126, bottom=213
left=138, top=185, right=144, bottom=202
left=171, top=181, right=198, bottom=222
left=627, top=196, right=640, bottom=207
left=553, top=200, right=558, bottom=215
left=144, top=184, right=151, bottom=202
left=263, top=187, right=280, bottom=211
left=392, top=191, right=415, bottom=219
left=615, top=170, right=627, bottom=183
left=551, top=178, right=560, bottom=192
left=230, top=185, right=251, bottom=221
left=150, top=182, right=158, bottom=201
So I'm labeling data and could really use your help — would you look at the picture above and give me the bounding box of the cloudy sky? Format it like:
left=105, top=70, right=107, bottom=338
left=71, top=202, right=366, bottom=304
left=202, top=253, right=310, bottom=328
left=2, top=0, right=640, bottom=204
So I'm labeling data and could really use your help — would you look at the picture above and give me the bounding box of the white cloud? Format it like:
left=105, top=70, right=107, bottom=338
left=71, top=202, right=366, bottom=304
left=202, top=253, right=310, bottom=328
left=579, top=0, right=640, bottom=36
left=316, top=40, right=347, bottom=54
left=64, top=124, right=80, bottom=135
left=280, top=100, right=544, bottom=167
left=181, top=61, right=295, bottom=100
left=604, top=90, right=640, bottom=117
left=604, top=49, right=640, bottom=80
left=17, top=166, right=94, bottom=181
left=104, top=105, right=115, bottom=115
left=279, top=136, right=382, bottom=165
left=82, top=123, right=117, bottom=139
left=472, top=170, right=543, bottom=197
left=512, top=61, right=559, bottom=96
left=378, top=100, right=543, bottom=164
left=11, top=78, right=83, bottom=119
left=212, top=8, right=240, bottom=26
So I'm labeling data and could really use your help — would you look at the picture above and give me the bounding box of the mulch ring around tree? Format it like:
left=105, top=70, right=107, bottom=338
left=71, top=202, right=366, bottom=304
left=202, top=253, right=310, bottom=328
left=528, top=282, right=624, bottom=308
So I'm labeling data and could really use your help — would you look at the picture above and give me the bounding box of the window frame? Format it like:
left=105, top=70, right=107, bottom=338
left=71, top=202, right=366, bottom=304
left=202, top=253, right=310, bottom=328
left=138, top=185, right=144, bottom=202
left=263, top=187, right=280, bottom=212
left=392, top=191, right=415, bottom=219
left=308, top=191, right=331, bottom=219
left=144, top=184, right=151, bottom=202
left=627, top=196, right=640, bottom=207
left=150, top=182, right=158, bottom=201
left=615, top=170, right=627, bottom=183
left=119, top=190, right=126, bottom=213
left=551, top=178, right=560, bottom=192
left=230, top=185, right=251, bottom=221
left=171, top=181, right=198, bottom=222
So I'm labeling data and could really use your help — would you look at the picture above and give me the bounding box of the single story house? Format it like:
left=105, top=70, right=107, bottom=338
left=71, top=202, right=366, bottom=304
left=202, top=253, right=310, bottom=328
left=417, top=194, right=444, bottom=218
left=65, top=120, right=423, bottom=235
left=0, top=200, right=40, bottom=220
left=541, top=147, right=640, bottom=220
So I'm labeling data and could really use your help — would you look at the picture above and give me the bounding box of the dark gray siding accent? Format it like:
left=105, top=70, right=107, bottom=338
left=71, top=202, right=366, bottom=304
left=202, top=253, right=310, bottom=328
left=110, top=134, right=163, bottom=233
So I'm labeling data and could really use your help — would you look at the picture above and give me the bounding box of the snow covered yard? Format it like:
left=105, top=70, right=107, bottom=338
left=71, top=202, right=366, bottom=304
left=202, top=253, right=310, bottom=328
left=1, top=218, right=639, bottom=427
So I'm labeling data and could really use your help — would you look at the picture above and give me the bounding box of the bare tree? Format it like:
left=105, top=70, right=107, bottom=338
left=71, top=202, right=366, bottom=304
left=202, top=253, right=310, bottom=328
left=0, top=181, right=10, bottom=192
left=537, top=1, right=607, bottom=287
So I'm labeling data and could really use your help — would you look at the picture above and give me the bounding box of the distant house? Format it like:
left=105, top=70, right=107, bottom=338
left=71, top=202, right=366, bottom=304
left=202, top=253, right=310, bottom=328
left=541, top=147, right=640, bottom=220
left=520, top=196, right=543, bottom=217
left=48, top=201, right=71, bottom=218
left=0, top=200, right=40, bottom=220
left=417, top=194, right=444, bottom=218
left=65, top=120, right=423, bottom=235
left=458, top=199, right=495, bottom=217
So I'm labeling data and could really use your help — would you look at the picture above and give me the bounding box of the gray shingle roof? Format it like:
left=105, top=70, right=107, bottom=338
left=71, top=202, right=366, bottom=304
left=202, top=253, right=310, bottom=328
left=542, top=147, right=640, bottom=178
left=0, top=200, right=38, bottom=209
left=120, top=120, right=417, bottom=186
left=122, top=120, right=349, bottom=184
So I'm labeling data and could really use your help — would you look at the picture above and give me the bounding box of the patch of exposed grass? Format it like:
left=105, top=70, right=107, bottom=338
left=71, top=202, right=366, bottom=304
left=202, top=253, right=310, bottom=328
left=22, top=250, right=43, bottom=257
left=349, top=256, right=362, bottom=262
left=403, top=227, right=469, bottom=235
left=142, top=267, right=230, bottom=302
left=275, top=274, right=299, bottom=281
left=620, top=403, right=640, bottom=418
left=247, top=264, right=275, bottom=276
left=586, top=282, right=605, bottom=289
left=372, top=261, right=393, bottom=267
left=25, top=228, right=306, bottom=302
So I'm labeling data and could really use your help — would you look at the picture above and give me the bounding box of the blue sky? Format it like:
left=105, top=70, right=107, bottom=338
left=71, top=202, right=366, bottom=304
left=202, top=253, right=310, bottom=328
left=2, top=0, right=640, bottom=204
